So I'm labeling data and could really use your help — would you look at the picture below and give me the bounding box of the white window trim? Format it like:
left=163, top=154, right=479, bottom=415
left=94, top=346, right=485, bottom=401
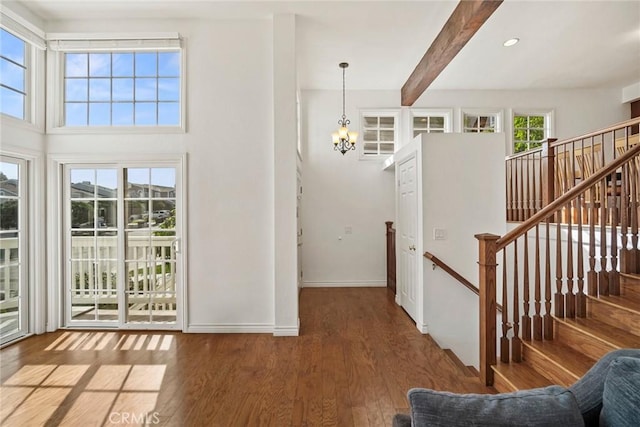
left=409, top=108, right=453, bottom=137
left=459, top=108, right=504, bottom=134
left=359, top=109, right=400, bottom=161
left=46, top=33, right=187, bottom=134
left=1, top=9, right=46, bottom=130
left=509, top=108, right=555, bottom=156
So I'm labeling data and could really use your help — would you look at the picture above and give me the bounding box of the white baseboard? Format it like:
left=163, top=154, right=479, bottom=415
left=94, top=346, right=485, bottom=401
left=303, top=280, right=386, bottom=288
left=395, top=294, right=401, bottom=305
left=273, top=318, right=300, bottom=337
left=416, top=322, right=428, bottom=334
left=186, top=323, right=273, bottom=334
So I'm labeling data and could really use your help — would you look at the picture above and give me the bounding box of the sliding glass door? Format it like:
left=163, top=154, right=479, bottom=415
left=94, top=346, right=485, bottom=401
left=66, top=164, right=180, bottom=329
left=0, top=156, right=28, bottom=344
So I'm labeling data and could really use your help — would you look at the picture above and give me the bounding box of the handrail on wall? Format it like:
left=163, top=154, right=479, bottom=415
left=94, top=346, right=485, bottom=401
left=424, top=251, right=503, bottom=312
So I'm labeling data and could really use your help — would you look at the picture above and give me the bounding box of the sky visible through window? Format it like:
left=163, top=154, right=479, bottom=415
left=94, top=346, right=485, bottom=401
left=0, top=29, right=26, bottom=120
left=64, top=51, right=180, bottom=126
left=70, top=168, right=176, bottom=192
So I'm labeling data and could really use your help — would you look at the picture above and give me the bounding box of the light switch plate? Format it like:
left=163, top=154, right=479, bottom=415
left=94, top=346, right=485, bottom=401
left=433, top=228, right=447, bottom=240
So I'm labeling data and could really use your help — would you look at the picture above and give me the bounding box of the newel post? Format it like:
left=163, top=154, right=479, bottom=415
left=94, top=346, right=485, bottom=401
left=476, top=233, right=500, bottom=386
left=541, top=139, right=558, bottom=207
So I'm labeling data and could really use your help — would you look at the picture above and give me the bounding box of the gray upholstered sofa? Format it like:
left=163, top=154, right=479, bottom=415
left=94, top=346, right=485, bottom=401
left=393, top=349, right=640, bottom=427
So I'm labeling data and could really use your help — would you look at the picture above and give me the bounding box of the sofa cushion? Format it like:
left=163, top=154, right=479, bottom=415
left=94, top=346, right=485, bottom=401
left=600, top=356, right=640, bottom=427
left=408, top=385, right=584, bottom=427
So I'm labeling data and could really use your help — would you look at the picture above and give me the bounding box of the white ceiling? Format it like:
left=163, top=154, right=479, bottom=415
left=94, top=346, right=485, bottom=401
left=12, top=0, right=640, bottom=94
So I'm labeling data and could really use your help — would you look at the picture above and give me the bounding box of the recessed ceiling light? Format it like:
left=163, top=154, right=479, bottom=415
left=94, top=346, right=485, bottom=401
left=503, top=38, right=520, bottom=47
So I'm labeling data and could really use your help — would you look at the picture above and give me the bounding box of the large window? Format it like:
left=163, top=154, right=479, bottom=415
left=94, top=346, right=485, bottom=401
left=513, top=112, right=552, bottom=153
left=47, top=33, right=184, bottom=131
left=360, top=112, right=398, bottom=157
left=63, top=51, right=181, bottom=126
left=0, top=29, right=26, bottom=120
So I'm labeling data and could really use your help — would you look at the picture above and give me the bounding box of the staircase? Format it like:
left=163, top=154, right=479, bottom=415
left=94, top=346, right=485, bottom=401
left=492, top=272, right=640, bottom=392
left=476, top=119, right=640, bottom=390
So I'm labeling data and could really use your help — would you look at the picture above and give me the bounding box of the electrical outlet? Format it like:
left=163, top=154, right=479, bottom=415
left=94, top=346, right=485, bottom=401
left=345, top=226, right=353, bottom=234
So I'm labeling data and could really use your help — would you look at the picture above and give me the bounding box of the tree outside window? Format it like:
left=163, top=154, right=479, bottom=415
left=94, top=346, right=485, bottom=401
left=514, top=115, right=545, bottom=153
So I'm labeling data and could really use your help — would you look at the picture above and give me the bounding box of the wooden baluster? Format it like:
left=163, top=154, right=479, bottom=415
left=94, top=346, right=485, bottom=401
left=610, top=168, right=620, bottom=295
left=588, top=184, right=598, bottom=296
left=477, top=233, right=499, bottom=386
left=506, top=161, right=512, bottom=221
left=501, top=249, right=510, bottom=363
left=522, top=229, right=532, bottom=341
left=566, top=192, right=576, bottom=318
left=513, top=240, right=522, bottom=362
left=631, top=158, right=639, bottom=272
left=576, top=194, right=587, bottom=317
left=620, top=161, right=630, bottom=273
left=519, top=157, right=524, bottom=221
left=527, top=155, right=533, bottom=219
left=600, top=172, right=609, bottom=296
left=555, top=207, right=565, bottom=318
left=533, top=225, right=543, bottom=340
left=544, top=216, right=554, bottom=339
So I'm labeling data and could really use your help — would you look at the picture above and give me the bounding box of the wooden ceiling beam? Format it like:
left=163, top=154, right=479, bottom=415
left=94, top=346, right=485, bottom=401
left=401, top=0, right=503, bottom=106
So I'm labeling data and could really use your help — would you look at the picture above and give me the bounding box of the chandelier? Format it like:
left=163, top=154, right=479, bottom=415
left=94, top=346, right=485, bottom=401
left=332, top=62, right=358, bottom=155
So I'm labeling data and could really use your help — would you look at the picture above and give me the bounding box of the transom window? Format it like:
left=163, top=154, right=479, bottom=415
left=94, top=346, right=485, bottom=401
left=361, top=113, right=397, bottom=157
left=63, top=51, right=181, bottom=126
left=513, top=114, right=546, bottom=153
left=0, top=29, right=26, bottom=120
left=411, top=110, right=452, bottom=137
left=463, top=113, right=498, bottom=133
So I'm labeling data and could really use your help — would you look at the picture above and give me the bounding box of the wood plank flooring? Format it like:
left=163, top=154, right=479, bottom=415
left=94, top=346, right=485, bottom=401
left=0, top=288, right=493, bottom=426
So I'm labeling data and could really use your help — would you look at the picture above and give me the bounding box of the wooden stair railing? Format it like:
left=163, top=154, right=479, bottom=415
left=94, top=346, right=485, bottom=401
left=424, top=251, right=503, bottom=312
left=477, top=142, right=640, bottom=386
left=386, top=221, right=396, bottom=293
left=506, top=117, right=640, bottom=223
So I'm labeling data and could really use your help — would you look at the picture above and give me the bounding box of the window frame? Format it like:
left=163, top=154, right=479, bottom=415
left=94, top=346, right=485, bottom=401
left=460, top=108, right=504, bottom=134
left=410, top=109, right=453, bottom=138
left=0, top=9, right=46, bottom=130
left=46, top=33, right=186, bottom=134
left=510, top=109, right=555, bottom=155
left=358, top=109, right=399, bottom=160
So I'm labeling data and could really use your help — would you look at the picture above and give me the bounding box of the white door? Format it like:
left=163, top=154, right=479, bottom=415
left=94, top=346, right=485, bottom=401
left=398, top=156, right=418, bottom=321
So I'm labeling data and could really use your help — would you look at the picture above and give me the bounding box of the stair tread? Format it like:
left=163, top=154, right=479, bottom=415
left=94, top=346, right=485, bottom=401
left=620, top=272, right=640, bottom=281
left=522, top=340, right=596, bottom=381
left=492, top=360, right=553, bottom=390
left=555, top=316, right=640, bottom=349
left=593, top=293, right=640, bottom=314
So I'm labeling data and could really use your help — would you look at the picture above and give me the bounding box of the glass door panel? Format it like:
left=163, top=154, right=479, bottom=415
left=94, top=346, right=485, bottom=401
left=0, top=158, right=27, bottom=345
left=68, top=168, right=119, bottom=324
left=124, top=167, right=177, bottom=325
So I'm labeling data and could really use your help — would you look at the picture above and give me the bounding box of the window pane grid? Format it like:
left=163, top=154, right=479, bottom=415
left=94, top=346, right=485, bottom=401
left=412, top=115, right=446, bottom=137
left=0, top=29, right=27, bottom=120
left=514, top=114, right=546, bottom=153
left=362, top=115, right=396, bottom=156
left=63, top=51, right=180, bottom=127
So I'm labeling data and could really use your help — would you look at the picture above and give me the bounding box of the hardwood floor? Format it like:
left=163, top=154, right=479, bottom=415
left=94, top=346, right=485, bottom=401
left=0, top=288, right=493, bottom=426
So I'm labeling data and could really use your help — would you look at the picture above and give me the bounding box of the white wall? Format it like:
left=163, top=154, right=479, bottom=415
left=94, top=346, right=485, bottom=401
left=43, top=17, right=280, bottom=332
left=301, top=90, right=396, bottom=287
left=421, top=133, right=506, bottom=368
